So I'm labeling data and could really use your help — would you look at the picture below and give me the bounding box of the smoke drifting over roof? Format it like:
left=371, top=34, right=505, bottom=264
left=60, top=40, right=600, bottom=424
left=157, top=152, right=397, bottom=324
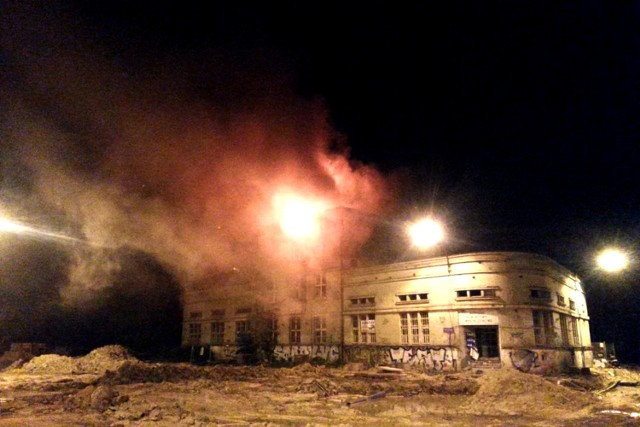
left=0, top=2, right=388, bottom=307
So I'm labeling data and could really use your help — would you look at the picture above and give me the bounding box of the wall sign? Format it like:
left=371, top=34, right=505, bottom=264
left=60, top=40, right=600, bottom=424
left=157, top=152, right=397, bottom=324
left=361, top=320, right=376, bottom=332
left=458, top=312, right=499, bottom=325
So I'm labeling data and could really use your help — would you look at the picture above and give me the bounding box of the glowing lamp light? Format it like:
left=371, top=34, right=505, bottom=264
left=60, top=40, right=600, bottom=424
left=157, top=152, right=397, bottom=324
left=596, top=248, right=628, bottom=272
left=409, top=218, right=444, bottom=249
left=274, top=193, right=325, bottom=240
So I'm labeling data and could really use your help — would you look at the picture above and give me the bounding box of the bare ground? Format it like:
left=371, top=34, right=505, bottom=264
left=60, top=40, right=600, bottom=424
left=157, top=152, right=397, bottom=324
left=0, top=347, right=638, bottom=426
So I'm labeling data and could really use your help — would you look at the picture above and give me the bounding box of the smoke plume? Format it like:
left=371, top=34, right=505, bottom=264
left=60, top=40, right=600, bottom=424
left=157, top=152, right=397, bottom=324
left=0, top=2, right=388, bottom=306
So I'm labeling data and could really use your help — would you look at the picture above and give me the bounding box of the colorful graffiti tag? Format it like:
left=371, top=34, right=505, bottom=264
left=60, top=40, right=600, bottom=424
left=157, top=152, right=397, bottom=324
left=509, top=349, right=538, bottom=372
left=345, top=346, right=458, bottom=371
left=273, top=345, right=340, bottom=362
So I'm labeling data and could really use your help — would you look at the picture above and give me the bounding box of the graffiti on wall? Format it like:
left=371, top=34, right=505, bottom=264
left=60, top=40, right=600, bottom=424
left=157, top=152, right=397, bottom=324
left=210, top=345, right=239, bottom=360
left=273, top=345, right=340, bottom=362
left=508, top=348, right=578, bottom=373
left=509, top=349, right=539, bottom=372
left=345, top=346, right=458, bottom=371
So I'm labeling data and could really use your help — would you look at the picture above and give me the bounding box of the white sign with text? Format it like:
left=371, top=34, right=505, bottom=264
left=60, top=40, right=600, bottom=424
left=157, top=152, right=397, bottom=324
left=459, top=312, right=499, bottom=325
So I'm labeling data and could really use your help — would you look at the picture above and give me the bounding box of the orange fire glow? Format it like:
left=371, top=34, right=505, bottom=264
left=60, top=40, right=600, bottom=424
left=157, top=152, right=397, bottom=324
left=272, top=191, right=328, bottom=240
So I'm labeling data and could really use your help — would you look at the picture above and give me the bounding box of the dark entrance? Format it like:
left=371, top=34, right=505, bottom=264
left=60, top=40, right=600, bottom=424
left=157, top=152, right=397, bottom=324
left=475, top=327, right=499, bottom=358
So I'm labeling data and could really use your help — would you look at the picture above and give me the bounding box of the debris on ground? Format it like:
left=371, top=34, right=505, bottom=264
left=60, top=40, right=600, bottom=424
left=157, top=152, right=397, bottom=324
left=347, top=391, right=387, bottom=406
left=1, top=347, right=640, bottom=425
left=462, top=368, right=595, bottom=416
left=378, top=366, right=404, bottom=374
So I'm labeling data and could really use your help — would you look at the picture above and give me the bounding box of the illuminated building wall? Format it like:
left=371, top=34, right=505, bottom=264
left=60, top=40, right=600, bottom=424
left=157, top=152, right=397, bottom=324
left=182, top=252, right=592, bottom=372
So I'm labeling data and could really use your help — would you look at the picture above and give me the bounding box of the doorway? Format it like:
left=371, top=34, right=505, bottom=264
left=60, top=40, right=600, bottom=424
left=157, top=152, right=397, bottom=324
left=475, top=327, right=499, bottom=358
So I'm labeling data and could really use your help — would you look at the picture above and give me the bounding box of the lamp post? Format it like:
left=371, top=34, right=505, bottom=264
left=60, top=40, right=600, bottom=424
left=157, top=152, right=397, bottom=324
left=275, top=193, right=448, bottom=364
left=275, top=196, right=348, bottom=361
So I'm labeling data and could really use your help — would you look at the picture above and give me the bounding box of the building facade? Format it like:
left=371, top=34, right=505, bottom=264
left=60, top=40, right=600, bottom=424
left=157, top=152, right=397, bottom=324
left=182, top=252, right=592, bottom=373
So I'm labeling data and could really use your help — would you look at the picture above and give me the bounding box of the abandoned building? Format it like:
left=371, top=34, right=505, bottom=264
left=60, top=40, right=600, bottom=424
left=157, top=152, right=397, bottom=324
left=182, top=251, right=593, bottom=372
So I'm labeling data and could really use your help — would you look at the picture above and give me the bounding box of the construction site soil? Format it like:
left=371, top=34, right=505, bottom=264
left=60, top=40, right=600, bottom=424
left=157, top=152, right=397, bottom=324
left=0, top=346, right=639, bottom=426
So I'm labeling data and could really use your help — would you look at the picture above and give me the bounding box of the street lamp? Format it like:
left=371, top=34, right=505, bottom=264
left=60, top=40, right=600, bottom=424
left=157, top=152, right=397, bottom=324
left=273, top=194, right=448, bottom=362
left=408, top=217, right=445, bottom=249
left=596, top=248, right=629, bottom=273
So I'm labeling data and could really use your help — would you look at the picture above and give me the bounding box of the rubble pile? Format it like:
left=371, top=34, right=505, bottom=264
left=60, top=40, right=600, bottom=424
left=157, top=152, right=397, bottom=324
left=98, top=361, right=278, bottom=385
left=76, top=345, right=135, bottom=374
left=463, top=369, right=595, bottom=415
left=20, top=354, right=78, bottom=375
left=592, top=366, right=640, bottom=384
left=99, top=361, right=206, bottom=384
left=65, top=385, right=129, bottom=412
left=410, top=375, right=479, bottom=395
left=19, top=345, right=135, bottom=375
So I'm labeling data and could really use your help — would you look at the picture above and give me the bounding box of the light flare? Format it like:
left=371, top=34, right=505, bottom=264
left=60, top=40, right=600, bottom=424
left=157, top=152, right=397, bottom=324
left=596, top=248, right=628, bottom=272
left=409, top=218, right=445, bottom=249
left=273, top=192, right=327, bottom=240
left=0, top=218, right=31, bottom=234
left=0, top=216, right=81, bottom=244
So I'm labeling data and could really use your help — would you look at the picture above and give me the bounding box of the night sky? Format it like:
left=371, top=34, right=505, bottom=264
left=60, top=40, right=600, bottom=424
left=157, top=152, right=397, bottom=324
left=2, top=2, right=640, bottom=361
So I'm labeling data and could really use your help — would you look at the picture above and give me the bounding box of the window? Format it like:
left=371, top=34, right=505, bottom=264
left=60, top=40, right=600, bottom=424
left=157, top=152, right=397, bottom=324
left=189, top=311, right=202, bottom=319
left=313, top=316, right=327, bottom=344
left=188, top=323, right=202, bottom=344
left=532, top=310, right=554, bottom=346
left=351, top=314, right=376, bottom=343
left=570, top=317, right=580, bottom=345
left=211, top=321, right=225, bottom=345
left=410, top=313, right=419, bottom=343
left=314, top=273, right=327, bottom=298
left=569, top=299, right=576, bottom=311
left=397, top=293, right=428, bottom=303
left=559, top=314, right=569, bottom=346
left=349, top=296, right=375, bottom=306
left=211, top=309, right=225, bottom=317
left=530, top=289, right=551, bottom=300
left=236, top=307, right=252, bottom=315
left=236, top=320, right=250, bottom=342
left=456, top=289, right=497, bottom=299
left=289, top=316, right=301, bottom=344
left=270, top=317, right=279, bottom=343
left=557, top=294, right=566, bottom=307
left=351, top=316, right=359, bottom=342
left=400, top=312, right=429, bottom=344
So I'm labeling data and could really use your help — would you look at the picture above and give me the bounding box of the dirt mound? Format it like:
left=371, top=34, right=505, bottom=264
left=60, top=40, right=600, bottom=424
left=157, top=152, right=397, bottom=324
left=99, top=361, right=206, bottom=384
left=65, top=385, right=129, bottom=412
left=76, top=345, right=135, bottom=374
left=593, top=366, right=640, bottom=384
left=463, top=369, right=595, bottom=416
left=20, top=345, right=136, bottom=375
left=98, top=361, right=272, bottom=385
left=21, top=354, right=78, bottom=375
